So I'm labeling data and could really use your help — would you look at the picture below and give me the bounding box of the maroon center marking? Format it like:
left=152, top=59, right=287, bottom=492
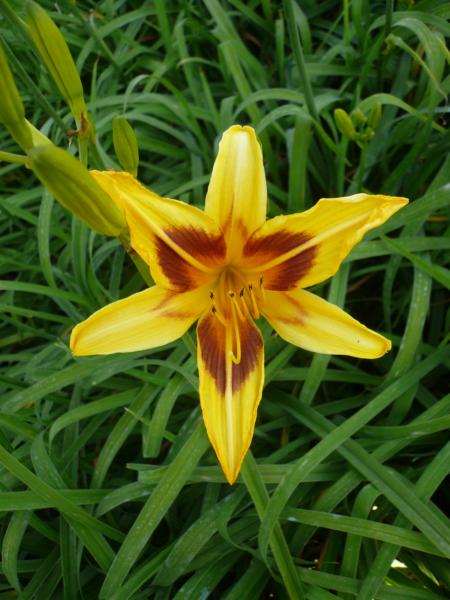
left=244, top=230, right=310, bottom=256
left=167, top=226, right=226, bottom=264
left=231, top=320, right=262, bottom=392
left=244, top=230, right=316, bottom=290
left=155, top=226, right=226, bottom=291
left=198, top=315, right=262, bottom=395
left=198, top=315, right=227, bottom=394
left=265, top=245, right=317, bottom=290
left=155, top=237, right=193, bottom=291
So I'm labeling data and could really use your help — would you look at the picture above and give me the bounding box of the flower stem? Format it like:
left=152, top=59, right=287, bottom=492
left=0, top=151, right=27, bottom=165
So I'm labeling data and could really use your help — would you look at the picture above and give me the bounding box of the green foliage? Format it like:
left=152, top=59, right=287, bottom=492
left=0, top=0, right=449, bottom=598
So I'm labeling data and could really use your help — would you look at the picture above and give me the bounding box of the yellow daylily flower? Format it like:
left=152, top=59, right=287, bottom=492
left=70, top=125, right=408, bottom=484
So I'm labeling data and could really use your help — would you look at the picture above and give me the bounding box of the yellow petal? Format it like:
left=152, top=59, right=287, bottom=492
left=91, top=171, right=226, bottom=291
left=71, top=285, right=209, bottom=356
left=241, top=194, right=408, bottom=290
left=263, top=288, right=391, bottom=358
left=196, top=312, right=264, bottom=484
left=205, top=125, right=267, bottom=246
left=90, top=169, right=143, bottom=214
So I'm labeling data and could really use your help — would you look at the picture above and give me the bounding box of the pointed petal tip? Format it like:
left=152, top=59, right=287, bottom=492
left=381, top=194, right=409, bottom=209
left=226, top=475, right=239, bottom=486
left=220, top=453, right=245, bottom=485
left=352, top=330, right=392, bottom=359
left=69, top=324, right=81, bottom=355
left=69, top=321, right=103, bottom=357
left=375, top=334, right=392, bottom=358
left=263, top=289, right=394, bottom=360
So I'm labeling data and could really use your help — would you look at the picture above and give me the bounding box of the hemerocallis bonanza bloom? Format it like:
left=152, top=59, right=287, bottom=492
left=70, top=125, right=408, bottom=484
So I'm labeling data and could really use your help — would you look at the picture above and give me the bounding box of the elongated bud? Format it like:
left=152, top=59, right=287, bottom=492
left=367, top=103, right=382, bottom=130
left=112, top=116, right=139, bottom=177
left=350, top=108, right=367, bottom=128
left=26, top=120, right=52, bottom=147
left=28, top=144, right=126, bottom=236
left=334, top=108, right=356, bottom=140
left=25, top=1, right=88, bottom=130
left=0, top=42, right=33, bottom=150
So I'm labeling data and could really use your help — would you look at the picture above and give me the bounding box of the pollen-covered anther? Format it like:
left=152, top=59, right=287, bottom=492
left=210, top=290, right=227, bottom=326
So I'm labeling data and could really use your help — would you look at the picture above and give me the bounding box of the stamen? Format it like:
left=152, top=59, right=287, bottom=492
left=248, top=284, right=260, bottom=319
left=211, top=303, right=227, bottom=326
left=210, top=289, right=227, bottom=325
left=239, top=288, right=251, bottom=318
left=229, top=298, right=242, bottom=365
left=215, top=308, right=227, bottom=327
left=259, top=275, right=266, bottom=303
left=228, top=290, right=245, bottom=321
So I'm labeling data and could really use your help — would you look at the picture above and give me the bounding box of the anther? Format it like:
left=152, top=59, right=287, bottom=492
left=211, top=296, right=227, bottom=326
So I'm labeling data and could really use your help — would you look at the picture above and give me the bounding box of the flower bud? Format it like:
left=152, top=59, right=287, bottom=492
left=28, top=144, right=126, bottom=236
left=0, top=42, right=33, bottom=150
left=26, top=121, right=52, bottom=147
left=334, top=109, right=356, bottom=140
left=112, top=116, right=139, bottom=177
left=25, top=1, right=87, bottom=128
left=367, top=103, right=382, bottom=130
left=350, top=108, right=367, bottom=128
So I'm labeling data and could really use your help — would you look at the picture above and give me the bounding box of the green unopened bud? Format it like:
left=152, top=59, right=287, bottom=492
left=0, top=42, right=33, bottom=150
left=25, top=1, right=87, bottom=127
left=350, top=108, right=367, bottom=128
left=112, top=116, right=139, bottom=177
left=26, top=121, right=52, bottom=147
left=28, top=144, right=126, bottom=236
left=367, top=103, right=382, bottom=130
left=334, top=108, right=356, bottom=140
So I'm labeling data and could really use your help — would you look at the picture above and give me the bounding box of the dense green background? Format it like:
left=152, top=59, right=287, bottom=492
left=0, top=1, right=449, bottom=598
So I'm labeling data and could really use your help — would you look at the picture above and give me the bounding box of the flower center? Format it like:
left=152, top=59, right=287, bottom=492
left=209, top=267, right=265, bottom=365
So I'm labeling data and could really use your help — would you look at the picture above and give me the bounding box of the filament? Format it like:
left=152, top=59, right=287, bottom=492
left=228, top=294, right=242, bottom=365
left=248, top=284, right=260, bottom=319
